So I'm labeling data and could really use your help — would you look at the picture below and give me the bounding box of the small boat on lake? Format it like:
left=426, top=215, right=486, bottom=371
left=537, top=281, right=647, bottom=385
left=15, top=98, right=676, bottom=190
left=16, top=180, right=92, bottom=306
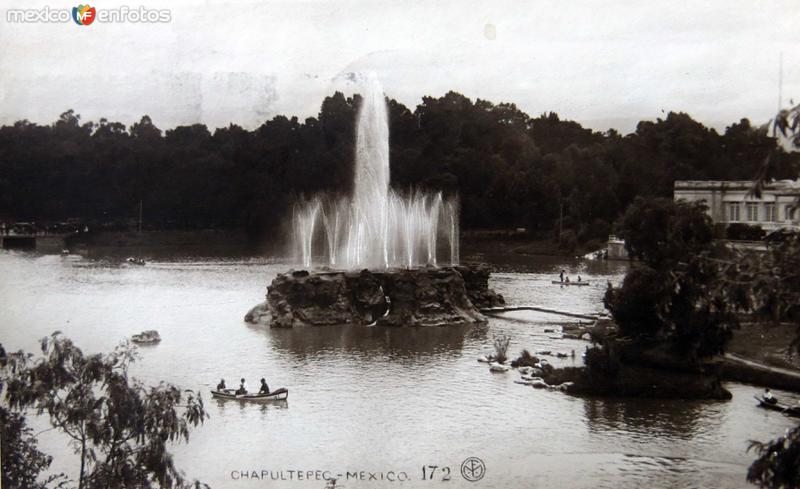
left=755, top=395, right=800, bottom=418
left=211, top=387, right=289, bottom=402
left=126, top=257, right=146, bottom=266
left=551, top=281, right=590, bottom=286
left=131, top=330, right=161, bottom=344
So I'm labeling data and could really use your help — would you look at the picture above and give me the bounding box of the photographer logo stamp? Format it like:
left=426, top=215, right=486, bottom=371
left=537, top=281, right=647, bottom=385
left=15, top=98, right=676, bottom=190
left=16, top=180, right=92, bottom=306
left=460, top=457, right=485, bottom=482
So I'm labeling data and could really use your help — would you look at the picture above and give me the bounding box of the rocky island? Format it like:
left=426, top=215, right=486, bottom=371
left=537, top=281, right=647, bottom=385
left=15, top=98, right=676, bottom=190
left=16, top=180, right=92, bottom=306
left=246, top=263, right=504, bottom=328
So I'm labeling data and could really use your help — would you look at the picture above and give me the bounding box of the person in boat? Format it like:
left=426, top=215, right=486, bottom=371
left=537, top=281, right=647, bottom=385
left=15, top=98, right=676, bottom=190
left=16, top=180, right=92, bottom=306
left=235, top=378, right=248, bottom=395
left=216, top=379, right=226, bottom=391
left=577, top=275, right=582, bottom=282
left=258, top=378, right=270, bottom=395
left=764, top=388, right=777, bottom=405
left=565, top=276, right=571, bottom=283
left=559, top=270, right=565, bottom=283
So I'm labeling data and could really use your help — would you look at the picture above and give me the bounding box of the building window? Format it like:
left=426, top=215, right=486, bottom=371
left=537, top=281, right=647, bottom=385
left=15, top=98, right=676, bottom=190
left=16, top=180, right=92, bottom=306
left=765, top=203, right=776, bottom=222
left=746, top=202, right=759, bottom=222
left=786, top=205, right=796, bottom=222
left=728, top=203, right=740, bottom=222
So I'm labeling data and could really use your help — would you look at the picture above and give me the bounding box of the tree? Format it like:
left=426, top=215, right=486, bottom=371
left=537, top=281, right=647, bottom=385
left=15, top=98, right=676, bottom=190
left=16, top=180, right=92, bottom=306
left=617, top=197, right=715, bottom=269
left=603, top=266, right=666, bottom=338
left=605, top=197, right=737, bottom=360
left=0, top=407, right=65, bottom=489
left=1, top=333, right=208, bottom=489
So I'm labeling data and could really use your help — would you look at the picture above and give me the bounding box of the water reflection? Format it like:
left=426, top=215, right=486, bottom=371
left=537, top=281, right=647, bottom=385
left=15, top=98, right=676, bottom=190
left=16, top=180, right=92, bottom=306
left=266, top=323, right=489, bottom=366
left=213, top=397, right=290, bottom=415
left=581, top=397, right=714, bottom=441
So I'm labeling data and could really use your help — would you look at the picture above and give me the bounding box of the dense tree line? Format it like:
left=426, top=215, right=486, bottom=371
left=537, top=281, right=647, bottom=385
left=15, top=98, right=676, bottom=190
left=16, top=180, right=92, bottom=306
left=0, top=92, right=797, bottom=243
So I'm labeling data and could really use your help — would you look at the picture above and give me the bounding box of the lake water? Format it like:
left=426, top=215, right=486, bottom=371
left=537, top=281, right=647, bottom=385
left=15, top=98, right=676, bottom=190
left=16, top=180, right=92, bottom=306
left=0, top=246, right=797, bottom=489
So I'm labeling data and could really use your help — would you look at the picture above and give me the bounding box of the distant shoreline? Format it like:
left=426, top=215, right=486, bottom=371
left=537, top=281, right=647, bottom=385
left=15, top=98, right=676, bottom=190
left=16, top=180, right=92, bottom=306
left=62, top=228, right=607, bottom=258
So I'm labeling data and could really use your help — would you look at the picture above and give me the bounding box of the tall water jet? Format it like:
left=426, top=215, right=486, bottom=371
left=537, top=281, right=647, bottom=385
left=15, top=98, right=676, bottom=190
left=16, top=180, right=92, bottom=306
left=291, top=73, right=459, bottom=270
left=351, top=72, right=391, bottom=269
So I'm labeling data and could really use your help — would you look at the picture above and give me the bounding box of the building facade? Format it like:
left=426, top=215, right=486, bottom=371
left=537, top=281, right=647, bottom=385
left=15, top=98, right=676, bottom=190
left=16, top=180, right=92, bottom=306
left=674, top=180, right=800, bottom=232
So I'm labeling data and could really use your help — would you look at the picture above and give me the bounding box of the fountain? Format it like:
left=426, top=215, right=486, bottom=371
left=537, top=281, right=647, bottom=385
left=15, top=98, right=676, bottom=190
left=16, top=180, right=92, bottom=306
left=246, top=73, right=503, bottom=328
left=291, top=73, right=459, bottom=269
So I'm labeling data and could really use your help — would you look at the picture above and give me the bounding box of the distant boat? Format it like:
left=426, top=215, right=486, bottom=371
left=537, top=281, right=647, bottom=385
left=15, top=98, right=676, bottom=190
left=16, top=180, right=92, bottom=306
left=551, top=281, right=590, bottom=286
left=126, top=257, right=146, bottom=266
left=755, top=395, right=800, bottom=418
left=211, top=388, right=289, bottom=402
left=131, top=330, right=160, bottom=344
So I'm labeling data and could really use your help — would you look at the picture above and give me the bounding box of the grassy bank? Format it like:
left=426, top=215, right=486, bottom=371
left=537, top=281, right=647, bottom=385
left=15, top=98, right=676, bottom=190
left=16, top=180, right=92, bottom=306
left=727, top=321, right=800, bottom=371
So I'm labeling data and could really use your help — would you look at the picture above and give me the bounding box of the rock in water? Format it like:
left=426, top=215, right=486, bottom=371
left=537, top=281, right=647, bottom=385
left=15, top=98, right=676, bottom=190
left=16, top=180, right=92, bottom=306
left=454, top=263, right=505, bottom=309
left=244, top=301, right=271, bottom=324
left=257, top=265, right=497, bottom=328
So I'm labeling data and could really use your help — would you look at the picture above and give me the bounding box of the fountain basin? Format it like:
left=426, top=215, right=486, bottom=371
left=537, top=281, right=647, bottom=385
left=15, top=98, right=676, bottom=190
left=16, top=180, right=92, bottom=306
left=248, top=264, right=504, bottom=328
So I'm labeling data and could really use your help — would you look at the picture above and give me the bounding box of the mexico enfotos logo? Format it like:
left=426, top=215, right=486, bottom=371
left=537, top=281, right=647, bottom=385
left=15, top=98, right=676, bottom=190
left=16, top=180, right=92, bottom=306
left=6, top=5, right=171, bottom=24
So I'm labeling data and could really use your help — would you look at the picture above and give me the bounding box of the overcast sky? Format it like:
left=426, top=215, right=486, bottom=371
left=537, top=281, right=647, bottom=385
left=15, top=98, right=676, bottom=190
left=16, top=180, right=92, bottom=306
left=0, top=0, right=798, bottom=134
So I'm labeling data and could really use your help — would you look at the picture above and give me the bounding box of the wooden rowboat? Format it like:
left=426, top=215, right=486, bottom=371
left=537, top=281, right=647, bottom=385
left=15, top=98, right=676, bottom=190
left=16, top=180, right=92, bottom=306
left=551, top=281, right=590, bottom=286
left=211, top=388, right=289, bottom=402
left=755, top=395, right=800, bottom=418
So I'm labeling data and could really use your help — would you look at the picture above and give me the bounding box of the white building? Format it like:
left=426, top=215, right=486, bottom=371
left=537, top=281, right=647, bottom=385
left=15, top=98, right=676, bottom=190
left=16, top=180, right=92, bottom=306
left=673, top=180, right=800, bottom=232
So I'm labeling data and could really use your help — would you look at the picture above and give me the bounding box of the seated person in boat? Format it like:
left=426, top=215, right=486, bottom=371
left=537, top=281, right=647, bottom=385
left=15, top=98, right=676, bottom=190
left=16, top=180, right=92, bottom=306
left=217, top=379, right=226, bottom=391
left=565, top=276, right=570, bottom=283
left=235, top=378, right=248, bottom=395
left=764, top=388, right=777, bottom=404
left=259, top=378, right=270, bottom=395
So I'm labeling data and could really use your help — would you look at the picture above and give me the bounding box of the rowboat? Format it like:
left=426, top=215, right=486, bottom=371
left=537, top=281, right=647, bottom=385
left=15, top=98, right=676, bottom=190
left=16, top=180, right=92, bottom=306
left=132, top=330, right=160, bottom=344
left=755, top=395, right=800, bottom=417
left=551, top=281, right=590, bottom=286
left=211, top=387, right=289, bottom=402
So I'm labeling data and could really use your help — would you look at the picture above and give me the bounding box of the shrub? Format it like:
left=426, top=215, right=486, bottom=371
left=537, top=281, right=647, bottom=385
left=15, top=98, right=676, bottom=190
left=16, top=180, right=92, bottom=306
left=584, top=346, right=621, bottom=378
left=603, top=266, right=666, bottom=338
left=726, top=223, right=766, bottom=241
left=511, top=349, right=539, bottom=368
left=493, top=335, right=510, bottom=364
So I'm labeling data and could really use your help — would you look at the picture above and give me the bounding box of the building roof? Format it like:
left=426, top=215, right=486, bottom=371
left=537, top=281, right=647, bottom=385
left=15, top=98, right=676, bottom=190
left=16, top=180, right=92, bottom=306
left=674, top=179, right=800, bottom=193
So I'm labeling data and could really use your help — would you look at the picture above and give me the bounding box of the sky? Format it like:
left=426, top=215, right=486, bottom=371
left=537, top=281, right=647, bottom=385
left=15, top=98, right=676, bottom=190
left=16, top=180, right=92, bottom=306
left=0, top=0, right=798, bottom=134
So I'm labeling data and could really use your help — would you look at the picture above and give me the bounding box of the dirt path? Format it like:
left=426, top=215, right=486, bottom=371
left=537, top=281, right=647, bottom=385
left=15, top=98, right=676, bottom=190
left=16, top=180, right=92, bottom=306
left=716, top=353, right=800, bottom=392
left=724, top=353, right=800, bottom=379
